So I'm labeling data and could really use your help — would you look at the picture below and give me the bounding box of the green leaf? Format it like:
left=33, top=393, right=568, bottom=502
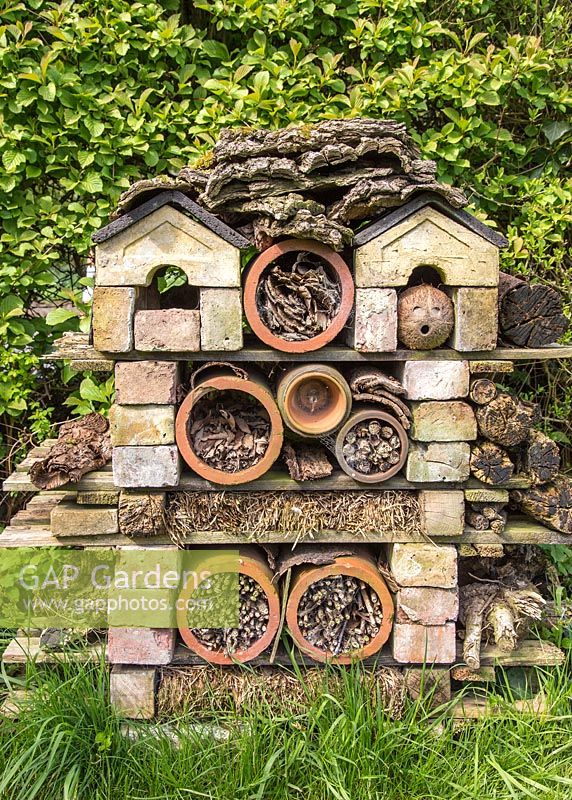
left=2, top=150, right=26, bottom=172
left=85, top=119, right=105, bottom=138
left=480, top=90, right=500, bottom=105
left=542, top=121, right=570, bottom=145
left=78, top=151, right=95, bottom=168
left=45, top=308, right=78, bottom=326
left=79, top=377, right=106, bottom=402
left=81, top=173, right=103, bottom=193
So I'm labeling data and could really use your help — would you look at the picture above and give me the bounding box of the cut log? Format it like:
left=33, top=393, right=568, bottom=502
left=512, top=477, right=572, bottom=534
left=498, top=272, right=569, bottom=347
left=519, top=430, right=561, bottom=485
left=466, top=510, right=489, bottom=531
left=486, top=600, right=518, bottom=652
left=470, top=442, right=514, bottom=485
left=475, top=393, right=538, bottom=447
left=469, top=379, right=497, bottom=406
left=459, top=584, right=497, bottom=669
left=29, top=414, right=112, bottom=490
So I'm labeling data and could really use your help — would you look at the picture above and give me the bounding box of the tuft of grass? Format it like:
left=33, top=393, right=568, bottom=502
left=0, top=657, right=571, bottom=799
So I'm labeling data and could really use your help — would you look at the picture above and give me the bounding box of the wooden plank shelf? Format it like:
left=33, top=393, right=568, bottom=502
left=3, top=636, right=562, bottom=670
left=44, top=332, right=572, bottom=367
left=3, top=465, right=532, bottom=494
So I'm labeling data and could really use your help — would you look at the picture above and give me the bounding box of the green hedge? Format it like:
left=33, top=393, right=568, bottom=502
left=0, top=0, right=571, bottom=467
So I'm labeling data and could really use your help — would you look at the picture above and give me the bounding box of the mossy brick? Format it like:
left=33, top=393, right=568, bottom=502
left=348, top=288, right=397, bottom=352
left=392, top=623, right=457, bottom=664
left=110, top=665, right=156, bottom=719
left=388, top=543, right=458, bottom=588
left=113, top=445, right=181, bottom=488
left=410, top=401, right=477, bottom=442
left=448, top=287, right=498, bottom=352
left=199, top=288, right=243, bottom=351
left=51, top=502, right=118, bottom=537
left=109, top=404, right=175, bottom=446
left=134, top=309, right=201, bottom=352
left=419, top=490, right=465, bottom=537
left=92, top=287, right=136, bottom=352
left=115, top=361, right=179, bottom=405
left=396, top=360, right=470, bottom=400
left=406, top=442, right=471, bottom=483
left=396, top=587, right=459, bottom=625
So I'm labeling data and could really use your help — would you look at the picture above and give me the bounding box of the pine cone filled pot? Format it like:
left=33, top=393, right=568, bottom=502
left=397, top=284, right=454, bottom=349
left=335, top=408, right=408, bottom=483
left=243, top=239, right=354, bottom=353
left=276, top=364, right=352, bottom=437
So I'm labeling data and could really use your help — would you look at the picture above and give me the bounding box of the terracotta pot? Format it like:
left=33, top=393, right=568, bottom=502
left=243, top=239, right=354, bottom=353
left=335, top=408, right=409, bottom=484
left=177, top=547, right=280, bottom=665
left=276, top=364, right=352, bottom=437
left=175, top=367, right=283, bottom=485
left=286, top=552, right=394, bottom=664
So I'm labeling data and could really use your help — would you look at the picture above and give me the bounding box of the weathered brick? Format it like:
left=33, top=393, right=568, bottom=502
left=389, top=543, right=458, bottom=588
left=92, top=287, right=136, bottom=352
left=108, top=627, right=175, bottom=665
left=396, top=587, right=459, bottom=625
left=448, top=287, right=498, bottom=351
left=469, top=360, right=514, bottom=374
left=113, top=445, right=181, bottom=488
left=354, top=206, right=499, bottom=288
left=51, top=502, right=118, bottom=537
left=95, top=204, right=241, bottom=287
left=392, top=623, right=456, bottom=664
left=406, top=442, right=471, bottom=483
left=110, top=665, right=156, bottom=719
left=464, top=488, right=509, bottom=504
left=134, top=309, right=200, bottom=352
left=410, top=401, right=477, bottom=441
left=200, top=288, right=243, bottom=351
left=109, top=404, right=175, bottom=446
left=115, top=361, right=179, bottom=405
left=397, top=360, right=470, bottom=400
left=420, top=490, right=465, bottom=537
left=349, top=288, right=397, bottom=352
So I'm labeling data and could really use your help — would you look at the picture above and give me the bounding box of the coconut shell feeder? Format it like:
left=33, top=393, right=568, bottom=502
left=276, top=364, right=352, bottom=437
left=243, top=239, right=354, bottom=353
left=285, top=552, right=394, bottom=664
left=397, top=284, right=454, bottom=350
left=335, top=409, right=409, bottom=483
left=175, top=365, right=284, bottom=485
left=177, top=547, right=281, bottom=665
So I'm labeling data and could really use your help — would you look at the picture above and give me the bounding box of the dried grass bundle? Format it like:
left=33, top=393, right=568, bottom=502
left=157, top=665, right=405, bottom=720
left=165, top=490, right=421, bottom=545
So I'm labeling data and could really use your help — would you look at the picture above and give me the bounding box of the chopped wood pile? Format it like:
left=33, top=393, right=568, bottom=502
left=498, top=272, right=569, bottom=347
left=191, top=574, right=269, bottom=655
left=297, top=575, right=383, bottom=656
left=114, top=119, right=467, bottom=250
left=466, top=502, right=507, bottom=534
left=257, top=250, right=341, bottom=341
left=188, top=392, right=270, bottom=472
left=30, top=413, right=111, bottom=490
left=348, top=367, right=411, bottom=429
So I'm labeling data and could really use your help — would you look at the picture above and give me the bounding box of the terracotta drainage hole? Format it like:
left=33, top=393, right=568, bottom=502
left=188, top=390, right=271, bottom=473
left=191, top=573, right=269, bottom=655
left=298, top=576, right=383, bottom=656
left=341, top=418, right=404, bottom=477
left=256, top=251, right=341, bottom=342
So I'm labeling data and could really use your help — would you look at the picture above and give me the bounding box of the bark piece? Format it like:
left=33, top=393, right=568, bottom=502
left=512, top=477, right=572, bottom=534
left=118, top=492, right=166, bottom=538
left=470, top=442, right=514, bottom=485
left=30, top=414, right=112, bottom=490
left=348, top=367, right=411, bottom=429
left=475, top=393, right=538, bottom=447
left=281, top=442, right=333, bottom=482
left=498, top=272, right=569, bottom=347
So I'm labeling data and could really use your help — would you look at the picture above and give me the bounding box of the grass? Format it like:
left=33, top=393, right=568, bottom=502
left=0, top=658, right=571, bottom=800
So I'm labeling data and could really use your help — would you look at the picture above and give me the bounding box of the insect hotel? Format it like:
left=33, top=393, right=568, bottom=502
left=3, top=119, right=572, bottom=719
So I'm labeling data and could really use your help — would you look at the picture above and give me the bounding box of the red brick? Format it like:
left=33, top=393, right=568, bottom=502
left=115, top=361, right=179, bottom=405
left=396, top=588, right=459, bottom=625
left=134, top=309, right=200, bottom=352
left=107, top=627, right=175, bottom=665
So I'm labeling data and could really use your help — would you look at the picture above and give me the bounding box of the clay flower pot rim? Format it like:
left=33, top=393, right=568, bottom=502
left=243, top=238, right=355, bottom=353
left=335, top=408, right=409, bottom=484
left=276, top=364, right=352, bottom=436
left=285, top=554, right=394, bottom=665
left=177, top=548, right=280, bottom=666
left=175, top=373, right=284, bottom=486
